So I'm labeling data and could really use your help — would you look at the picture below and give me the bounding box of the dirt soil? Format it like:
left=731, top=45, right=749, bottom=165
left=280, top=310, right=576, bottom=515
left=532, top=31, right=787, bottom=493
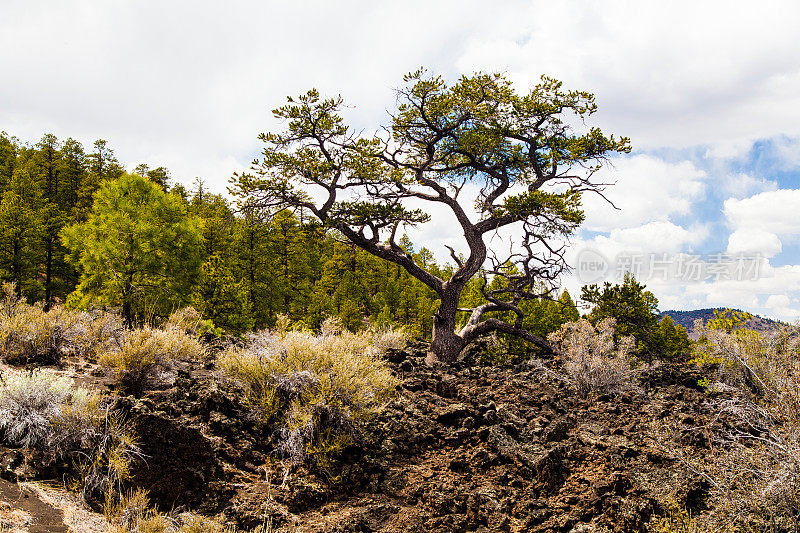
left=2, top=342, right=722, bottom=532
left=0, top=479, right=68, bottom=533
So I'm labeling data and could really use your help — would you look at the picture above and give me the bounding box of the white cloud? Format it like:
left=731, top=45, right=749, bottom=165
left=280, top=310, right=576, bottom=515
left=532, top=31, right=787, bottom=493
left=722, top=172, right=778, bottom=198
left=581, top=155, right=708, bottom=231
left=3, top=1, right=800, bottom=190
left=724, top=189, right=800, bottom=234
left=765, top=294, right=790, bottom=309
left=605, top=221, right=707, bottom=254
left=457, top=0, right=800, bottom=151
left=727, top=228, right=782, bottom=257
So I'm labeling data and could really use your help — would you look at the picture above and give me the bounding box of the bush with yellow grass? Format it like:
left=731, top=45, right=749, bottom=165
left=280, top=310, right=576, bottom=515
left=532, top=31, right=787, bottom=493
left=0, top=282, right=127, bottom=365
left=0, top=300, right=81, bottom=365
left=100, top=326, right=205, bottom=395
left=106, top=489, right=234, bottom=533
left=219, top=319, right=403, bottom=464
left=69, top=309, right=125, bottom=360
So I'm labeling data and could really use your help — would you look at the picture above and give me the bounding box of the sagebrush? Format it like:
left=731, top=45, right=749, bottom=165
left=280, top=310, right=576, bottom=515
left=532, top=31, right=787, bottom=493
left=0, top=282, right=124, bottom=365
left=100, top=326, right=205, bottom=395
left=548, top=318, right=634, bottom=395
left=0, top=368, right=140, bottom=504
left=219, top=321, right=404, bottom=464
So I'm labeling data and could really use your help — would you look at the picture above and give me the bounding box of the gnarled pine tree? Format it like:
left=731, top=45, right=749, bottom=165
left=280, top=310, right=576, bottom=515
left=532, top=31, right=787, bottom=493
left=233, top=70, right=629, bottom=363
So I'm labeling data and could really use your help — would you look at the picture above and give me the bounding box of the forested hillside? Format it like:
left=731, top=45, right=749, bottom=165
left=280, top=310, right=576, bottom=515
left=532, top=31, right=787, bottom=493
left=0, top=131, right=580, bottom=340
left=660, top=308, right=784, bottom=336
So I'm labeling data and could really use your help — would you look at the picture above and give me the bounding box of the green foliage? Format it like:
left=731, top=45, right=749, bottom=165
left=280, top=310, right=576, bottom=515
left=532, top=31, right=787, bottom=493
left=692, top=309, right=756, bottom=369
left=522, top=289, right=581, bottom=340
left=582, top=273, right=671, bottom=360
left=707, top=308, right=753, bottom=333
left=652, top=315, right=692, bottom=361
left=0, top=176, right=42, bottom=297
left=62, top=173, right=204, bottom=325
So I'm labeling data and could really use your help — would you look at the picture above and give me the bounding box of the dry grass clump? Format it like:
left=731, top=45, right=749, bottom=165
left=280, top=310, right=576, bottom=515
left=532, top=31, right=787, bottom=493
left=548, top=318, right=634, bottom=396
left=650, top=502, right=701, bottom=533
left=106, top=489, right=234, bottom=533
left=219, top=322, right=403, bottom=464
left=100, top=326, right=205, bottom=395
left=686, top=324, right=800, bottom=531
left=77, top=412, right=142, bottom=504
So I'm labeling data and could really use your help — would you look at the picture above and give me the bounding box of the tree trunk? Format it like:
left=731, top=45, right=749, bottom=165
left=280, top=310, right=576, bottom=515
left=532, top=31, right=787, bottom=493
left=44, top=238, right=52, bottom=311
left=426, top=282, right=466, bottom=364
left=122, top=272, right=134, bottom=327
left=122, top=297, right=133, bottom=328
left=428, top=321, right=465, bottom=365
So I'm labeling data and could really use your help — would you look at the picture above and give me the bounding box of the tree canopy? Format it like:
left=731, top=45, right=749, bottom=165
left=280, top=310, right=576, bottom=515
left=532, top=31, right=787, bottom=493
left=232, top=69, right=630, bottom=362
left=62, top=173, right=204, bottom=324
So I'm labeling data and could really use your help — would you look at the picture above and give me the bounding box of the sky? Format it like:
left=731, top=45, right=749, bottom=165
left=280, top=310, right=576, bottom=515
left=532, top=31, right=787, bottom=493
left=2, top=0, right=800, bottom=320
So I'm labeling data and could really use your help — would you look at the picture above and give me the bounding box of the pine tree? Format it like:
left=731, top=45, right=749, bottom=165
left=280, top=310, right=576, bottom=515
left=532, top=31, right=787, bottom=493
left=62, top=173, right=204, bottom=325
left=58, top=138, right=88, bottom=219
left=0, top=132, right=19, bottom=191
left=234, top=210, right=274, bottom=328
left=0, top=190, right=40, bottom=295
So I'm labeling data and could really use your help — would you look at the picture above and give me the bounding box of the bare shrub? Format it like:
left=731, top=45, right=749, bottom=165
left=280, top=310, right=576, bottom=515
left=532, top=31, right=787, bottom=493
left=370, top=325, right=411, bottom=354
left=320, top=315, right=344, bottom=337
left=100, top=326, right=205, bottom=395
left=219, top=327, right=402, bottom=464
left=548, top=318, right=634, bottom=395
left=0, top=282, right=23, bottom=318
left=685, top=324, right=800, bottom=531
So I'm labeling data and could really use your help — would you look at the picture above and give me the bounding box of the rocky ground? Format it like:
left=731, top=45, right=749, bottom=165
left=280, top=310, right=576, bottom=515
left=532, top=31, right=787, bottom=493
left=0, top=342, right=723, bottom=533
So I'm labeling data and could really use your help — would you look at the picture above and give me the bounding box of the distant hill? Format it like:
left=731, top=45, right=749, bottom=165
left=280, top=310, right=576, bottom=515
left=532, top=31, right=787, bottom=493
left=660, top=308, right=785, bottom=338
